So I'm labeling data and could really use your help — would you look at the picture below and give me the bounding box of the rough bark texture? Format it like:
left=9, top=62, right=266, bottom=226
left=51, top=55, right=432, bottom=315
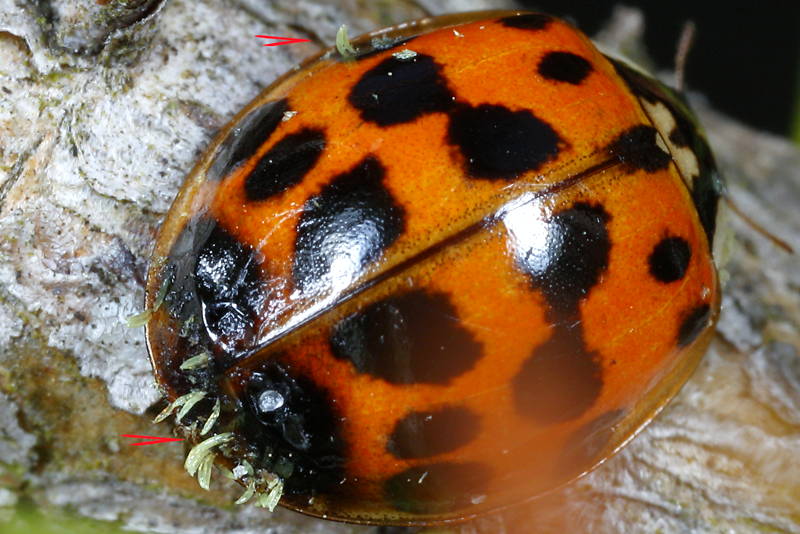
left=0, top=1, right=798, bottom=533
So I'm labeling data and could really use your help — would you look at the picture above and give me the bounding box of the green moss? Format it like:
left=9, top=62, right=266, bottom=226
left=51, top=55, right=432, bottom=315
left=42, top=70, right=73, bottom=83
left=4, top=500, right=130, bottom=534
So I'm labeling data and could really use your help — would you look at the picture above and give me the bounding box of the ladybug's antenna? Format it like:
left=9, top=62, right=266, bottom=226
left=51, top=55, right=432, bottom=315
left=674, top=20, right=696, bottom=92
left=672, top=22, right=791, bottom=254
left=724, top=197, right=794, bottom=253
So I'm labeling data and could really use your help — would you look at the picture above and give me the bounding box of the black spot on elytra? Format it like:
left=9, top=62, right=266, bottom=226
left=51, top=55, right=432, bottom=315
left=330, top=290, right=482, bottom=385
left=499, top=13, right=553, bottom=30
left=649, top=236, right=691, bottom=283
left=244, top=129, right=325, bottom=201
left=512, top=323, right=603, bottom=423
left=387, top=406, right=480, bottom=459
left=208, top=99, right=288, bottom=181
left=538, top=51, right=593, bottom=85
left=231, top=359, right=346, bottom=497
left=448, top=104, right=563, bottom=180
left=293, top=156, right=405, bottom=292
left=608, top=56, right=723, bottom=247
left=558, top=409, right=625, bottom=477
left=348, top=54, right=453, bottom=126
left=608, top=125, right=671, bottom=173
left=510, top=203, right=610, bottom=422
left=194, top=222, right=267, bottom=355
left=384, top=462, right=491, bottom=515
left=514, top=203, right=611, bottom=318
left=677, top=303, right=711, bottom=347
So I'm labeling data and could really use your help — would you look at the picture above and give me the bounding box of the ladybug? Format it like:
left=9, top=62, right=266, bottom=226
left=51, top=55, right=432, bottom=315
left=144, top=10, right=723, bottom=526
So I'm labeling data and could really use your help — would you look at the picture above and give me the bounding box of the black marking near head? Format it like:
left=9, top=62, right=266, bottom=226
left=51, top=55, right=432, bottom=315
left=233, top=359, right=346, bottom=497
left=608, top=56, right=723, bottom=247
left=607, top=57, right=701, bottom=162
left=330, top=290, right=482, bottom=385
left=208, top=99, right=288, bottom=181
left=669, top=125, right=690, bottom=148
left=690, top=163, right=722, bottom=249
left=513, top=202, right=611, bottom=318
left=448, top=104, right=563, bottom=180
left=512, top=323, right=603, bottom=423
left=558, top=409, right=625, bottom=477
left=666, top=112, right=696, bottom=151
left=538, top=51, right=593, bottom=85
left=384, top=462, right=491, bottom=515
left=608, top=57, right=698, bottom=151
left=293, top=156, right=405, bottom=292
left=387, top=406, right=480, bottom=459
left=608, top=125, right=671, bottom=173
left=677, top=303, right=711, bottom=347
left=609, top=58, right=701, bottom=165
left=244, top=129, right=326, bottom=201
left=348, top=53, right=454, bottom=126
left=194, top=222, right=267, bottom=355
left=608, top=56, right=671, bottom=103
left=499, top=13, right=553, bottom=30
left=649, top=236, right=691, bottom=283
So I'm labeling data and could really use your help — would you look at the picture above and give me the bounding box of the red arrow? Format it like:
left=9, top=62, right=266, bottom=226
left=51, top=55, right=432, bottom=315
left=255, top=35, right=311, bottom=47
left=121, top=434, right=184, bottom=446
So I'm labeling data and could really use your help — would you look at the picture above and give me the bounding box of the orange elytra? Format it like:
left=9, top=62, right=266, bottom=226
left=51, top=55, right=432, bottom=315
left=144, top=10, right=723, bottom=526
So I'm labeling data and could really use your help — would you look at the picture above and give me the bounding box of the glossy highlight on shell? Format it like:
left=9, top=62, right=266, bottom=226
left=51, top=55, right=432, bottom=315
left=145, top=10, right=723, bottom=526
